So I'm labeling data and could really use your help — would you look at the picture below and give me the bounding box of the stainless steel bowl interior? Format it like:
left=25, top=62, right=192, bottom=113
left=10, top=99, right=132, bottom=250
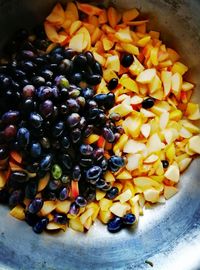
left=0, top=1, right=200, bottom=270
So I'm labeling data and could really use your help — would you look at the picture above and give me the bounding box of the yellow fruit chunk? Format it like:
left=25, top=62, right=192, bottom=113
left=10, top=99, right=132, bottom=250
left=171, top=72, right=183, bottom=96
left=185, top=103, right=200, bottom=120
left=69, top=33, right=85, bottom=52
left=182, top=82, right=194, bottom=91
left=99, top=198, right=113, bottom=211
left=169, top=110, right=183, bottom=121
left=126, top=154, right=141, bottom=171
left=80, top=208, right=94, bottom=225
left=137, top=36, right=151, bottom=47
left=99, top=210, right=113, bottom=224
left=159, top=111, right=169, bottom=130
left=104, top=171, right=115, bottom=182
left=120, top=43, right=139, bottom=55
left=144, top=154, right=159, bottom=164
left=84, top=216, right=93, bottom=230
left=166, top=143, right=175, bottom=162
left=47, top=222, right=67, bottom=231
left=119, top=76, right=139, bottom=93
left=163, top=128, right=179, bottom=145
left=69, top=20, right=82, bottom=36
left=10, top=205, right=25, bottom=220
left=164, top=164, right=180, bottom=182
left=85, top=134, right=99, bottom=144
left=113, top=134, right=129, bottom=154
left=56, top=200, right=71, bottom=214
left=110, top=202, right=130, bottom=217
left=46, top=3, right=65, bottom=26
left=150, top=47, right=159, bottom=66
left=147, top=133, right=163, bottom=154
left=178, top=157, right=192, bottom=172
left=66, top=2, right=79, bottom=20
left=136, top=69, right=156, bottom=84
left=124, top=139, right=145, bottom=154
left=106, top=55, right=120, bottom=72
left=0, top=171, right=6, bottom=189
left=40, top=201, right=56, bottom=216
left=77, top=26, right=91, bottom=50
left=123, top=116, right=143, bottom=138
left=107, top=6, right=118, bottom=28
left=115, top=189, right=132, bottom=203
left=102, top=37, right=114, bottom=51
left=134, top=177, right=163, bottom=190
left=180, top=127, right=192, bottom=138
left=122, top=8, right=139, bottom=22
left=69, top=218, right=84, bottom=232
left=149, top=31, right=160, bottom=39
left=86, top=202, right=99, bottom=221
left=188, top=135, right=200, bottom=154
left=164, top=186, right=178, bottom=200
left=109, top=103, right=132, bottom=117
left=181, top=120, right=200, bottom=134
left=149, top=75, right=162, bottom=93
left=91, top=27, right=102, bottom=45
left=141, top=124, right=151, bottom=138
left=116, top=169, right=132, bottom=180
left=167, top=48, right=180, bottom=63
left=129, top=56, right=144, bottom=76
left=171, top=62, right=188, bottom=75
left=38, top=173, right=50, bottom=192
left=96, top=190, right=106, bottom=201
left=103, top=69, right=118, bottom=82
left=115, top=27, right=133, bottom=43
left=143, top=188, right=160, bottom=203
left=161, top=71, right=172, bottom=97
left=44, top=22, right=59, bottom=43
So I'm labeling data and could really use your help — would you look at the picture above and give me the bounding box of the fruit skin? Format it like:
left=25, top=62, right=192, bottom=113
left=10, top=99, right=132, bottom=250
left=123, top=213, right=136, bottom=225
left=107, top=216, right=123, bottom=233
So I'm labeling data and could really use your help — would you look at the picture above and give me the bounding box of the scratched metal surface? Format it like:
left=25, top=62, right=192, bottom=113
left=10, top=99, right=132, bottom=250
left=0, top=0, right=200, bottom=269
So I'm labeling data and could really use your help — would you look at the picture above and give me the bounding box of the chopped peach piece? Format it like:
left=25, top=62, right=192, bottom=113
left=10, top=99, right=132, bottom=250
left=120, top=43, right=139, bottom=55
left=46, top=3, right=65, bottom=26
left=76, top=2, right=103, bottom=16
left=122, top=8, right=139, bottom=22
left=69, top=20, right=82, bottom=36
left=136, top=68, right=156, bottom=84
left=102, top=37, right=114, bottom=51
left=69, top=33, right=85, bottom=52
left=44, top=22, right=59, bottom=43
left=99, top=9, right=108, bottom=24
left=107, top=6, right=118, bottom=28
left=115, top=27, right=132, bottom=43
left=66, top=2, right=79, bottom=20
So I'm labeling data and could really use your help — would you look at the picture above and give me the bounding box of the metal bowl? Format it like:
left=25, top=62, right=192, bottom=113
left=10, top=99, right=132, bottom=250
left=0, top=1, right=200, bottom=269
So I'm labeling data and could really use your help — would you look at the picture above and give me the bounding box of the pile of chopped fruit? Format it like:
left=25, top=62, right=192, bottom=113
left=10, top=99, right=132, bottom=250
left=0, top=2, right=200, bottom=234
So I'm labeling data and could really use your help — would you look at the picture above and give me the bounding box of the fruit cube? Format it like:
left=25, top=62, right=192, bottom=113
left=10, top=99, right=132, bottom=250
left=164, top=186, right=178, bottom=200
left=188, top=135, right=200, bottom=154
left=136, top=68, right=156, bottom=84
left=171, top=62, right=188, bottom=75
left=110, top=202, right=130, bottom=217
left=143, top=188, right=160, bottom=203
left=126, top=153, right=141, bottom=171
left=164, top=164, right=180, bottom=182
left=10, top=205, right=25, bottom=220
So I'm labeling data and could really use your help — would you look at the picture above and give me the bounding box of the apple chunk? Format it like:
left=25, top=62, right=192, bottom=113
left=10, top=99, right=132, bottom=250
left=164, top=164, right=180, bottom=183
left=188, top=135, right=200, bottom=154
left=136, top=68, right=156, bottom=84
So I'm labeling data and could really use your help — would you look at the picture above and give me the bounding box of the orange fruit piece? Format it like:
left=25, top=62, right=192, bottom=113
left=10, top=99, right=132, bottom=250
left=44, top=22, right=59, bottom=43
left=46, top=3, right=65, bottom=26
left=76, top=2, right=103, bottom=16
left=107, top=6, right=118, bottom=29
